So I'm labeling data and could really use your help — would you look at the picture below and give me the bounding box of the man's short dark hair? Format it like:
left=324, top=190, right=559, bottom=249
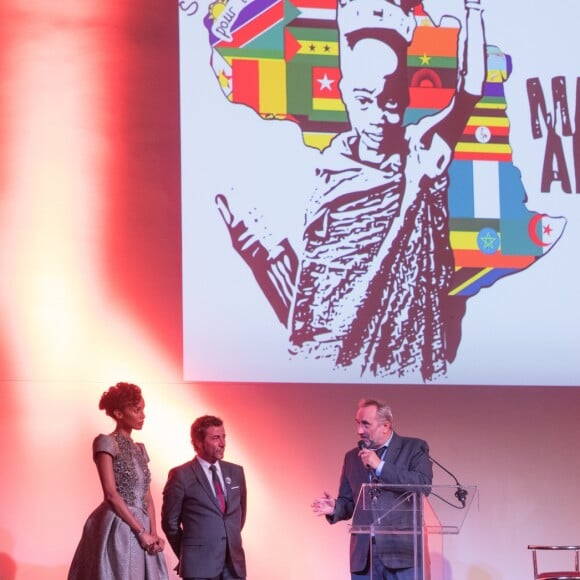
left=190, top=415, right=224, bottom=445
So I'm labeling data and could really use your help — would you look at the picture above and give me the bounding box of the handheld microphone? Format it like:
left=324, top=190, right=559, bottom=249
left=358, top=440, right=381, bottom=499
left=357, top=440, right=374, bottom=472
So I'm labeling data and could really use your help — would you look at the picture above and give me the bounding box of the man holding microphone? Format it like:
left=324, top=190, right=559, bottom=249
left=311, top=399, right=432, bottom=580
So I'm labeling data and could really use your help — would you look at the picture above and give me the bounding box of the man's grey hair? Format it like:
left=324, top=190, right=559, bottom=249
left=358, top=398, right=393, bottom=424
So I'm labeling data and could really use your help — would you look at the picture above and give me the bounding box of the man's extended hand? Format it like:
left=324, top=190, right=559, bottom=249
left=311, top=491, right=336, bottom=516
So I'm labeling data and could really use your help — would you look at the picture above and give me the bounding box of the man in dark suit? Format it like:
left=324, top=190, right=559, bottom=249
left=161, top=415, right=247, bottom=580
left=312, top=399, right=433, bottom=580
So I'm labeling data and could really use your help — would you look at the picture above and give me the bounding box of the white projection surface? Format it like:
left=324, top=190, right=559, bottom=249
left=180, top=0, right=579, bottom=385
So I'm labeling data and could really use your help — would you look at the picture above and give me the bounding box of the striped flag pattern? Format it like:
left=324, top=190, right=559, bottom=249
left=201, top=1, right=565, bottom=297
left=204, top=0, right=346, bottom=149
left=448, top=44, right=565, bottom=297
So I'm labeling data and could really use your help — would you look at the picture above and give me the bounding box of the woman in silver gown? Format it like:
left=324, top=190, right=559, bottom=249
left=68, top=382, right=169, bottom=580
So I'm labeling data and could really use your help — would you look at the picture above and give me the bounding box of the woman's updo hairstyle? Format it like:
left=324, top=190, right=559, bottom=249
left=99, top=382, right=142, bottom=418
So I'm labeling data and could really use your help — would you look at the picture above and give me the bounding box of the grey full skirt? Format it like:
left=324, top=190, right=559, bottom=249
left=68, top=502, right=169, bottom=580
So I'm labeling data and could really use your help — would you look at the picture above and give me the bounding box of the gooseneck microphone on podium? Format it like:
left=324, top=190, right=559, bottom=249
left=427, top=452, right=468, bottom=508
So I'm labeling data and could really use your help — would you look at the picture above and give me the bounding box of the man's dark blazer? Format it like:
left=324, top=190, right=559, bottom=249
left=161, top=457, right=247, bottom=579
left=327, top=432, right=433, bottom=573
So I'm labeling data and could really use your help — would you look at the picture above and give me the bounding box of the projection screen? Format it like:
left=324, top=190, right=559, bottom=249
left=180, top=0, right=579, bottom=385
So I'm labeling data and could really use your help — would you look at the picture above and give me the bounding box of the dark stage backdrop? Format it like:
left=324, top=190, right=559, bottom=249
left=0, top=1, right=578, bottom=580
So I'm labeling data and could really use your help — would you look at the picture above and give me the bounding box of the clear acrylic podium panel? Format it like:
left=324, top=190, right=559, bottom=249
left=349, top=484, right=477, bottom=580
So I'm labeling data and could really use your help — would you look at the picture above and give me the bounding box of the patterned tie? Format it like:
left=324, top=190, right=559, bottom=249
left=210, top=464, right=226, bottom=513
left=374, top=446, right=386, bottom=459
left=369, top=447, right=386, bottom=483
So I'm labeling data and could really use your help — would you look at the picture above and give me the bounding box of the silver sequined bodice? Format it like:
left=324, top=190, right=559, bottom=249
left=93, top=433, right=151, bottom=510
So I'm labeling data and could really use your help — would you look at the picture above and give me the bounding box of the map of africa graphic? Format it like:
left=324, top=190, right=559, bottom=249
left=203, top=0, right=564, bottom=291
left=181, top=0, right=569, bottom=383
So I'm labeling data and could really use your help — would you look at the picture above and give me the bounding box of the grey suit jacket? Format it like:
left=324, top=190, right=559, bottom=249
left=327, top=432, right=433, bottom=572
left=161, top=457, right=247, bottom=579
